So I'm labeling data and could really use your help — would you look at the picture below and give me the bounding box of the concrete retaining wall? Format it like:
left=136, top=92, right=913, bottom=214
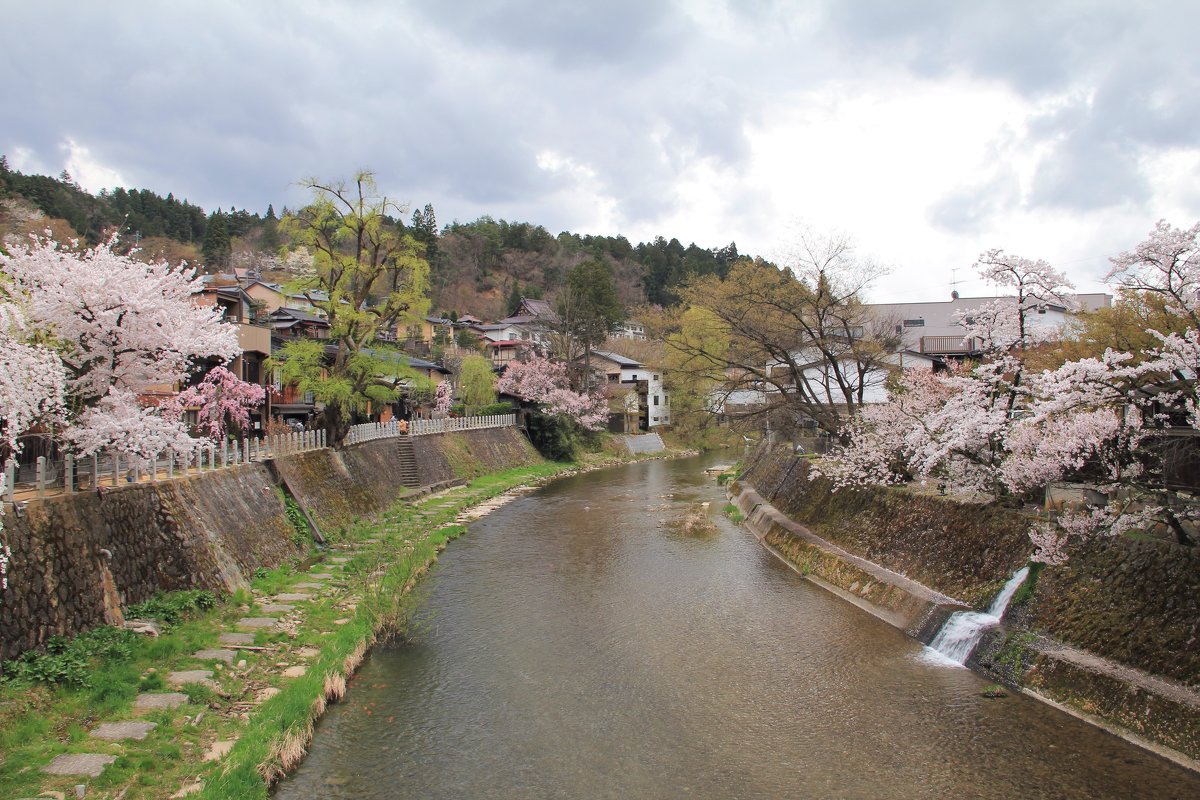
left=734, top=442, right=1200, bottom=765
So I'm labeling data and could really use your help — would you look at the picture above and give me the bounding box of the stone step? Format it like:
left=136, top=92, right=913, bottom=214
left=272, top=593, right=313, bottom=602
left=193, top=649, right=237, bottom=664
left=236, top=617, right=279, bottom=630
left=134, top=692, right=188, bottom=710
left=218, top=632, right=256, bottom=646
left=167, top=669, right=214, bottom=688
left=256, top=603, right=295, bottom=614
left=91, top=721, right=157, bottom=740
left=43, top=753, right=117, bottom=777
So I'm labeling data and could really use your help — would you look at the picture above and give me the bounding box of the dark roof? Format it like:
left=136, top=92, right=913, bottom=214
left=591, top=350, right=644, bottom=368
left=271, top=307, right=329, bottom=325
left=520, top=298, right=556, bottom=318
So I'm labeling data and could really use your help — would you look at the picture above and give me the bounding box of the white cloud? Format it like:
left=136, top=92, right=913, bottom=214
left=62, top=138, right=126, bottom=193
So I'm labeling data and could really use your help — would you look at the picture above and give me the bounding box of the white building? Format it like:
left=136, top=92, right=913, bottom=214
left=867, top=292, right=1111, bottom=356
left=588, top=350, right=671, bottom=429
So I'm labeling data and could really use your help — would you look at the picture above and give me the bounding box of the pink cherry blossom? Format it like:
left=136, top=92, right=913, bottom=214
left=164, top=366, right=266, bottom=440
left=496, top=354, right=608, bottom=431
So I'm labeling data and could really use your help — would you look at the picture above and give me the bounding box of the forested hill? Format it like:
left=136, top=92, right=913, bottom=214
left=0, top=160, right=755, bottom=317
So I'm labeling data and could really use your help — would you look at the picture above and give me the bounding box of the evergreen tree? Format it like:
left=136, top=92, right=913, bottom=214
left=201, top=212, right=232, bottom=269
left=506, top=279, right=523, bottom=316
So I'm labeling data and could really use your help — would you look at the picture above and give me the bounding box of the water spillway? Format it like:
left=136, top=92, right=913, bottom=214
left=926, top=566, right=1030, bottom=665
left=276, top=456, right=1200, bottom=800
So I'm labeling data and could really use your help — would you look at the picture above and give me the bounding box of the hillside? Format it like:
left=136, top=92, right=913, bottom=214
left=0, top=161, right=756, bottom=319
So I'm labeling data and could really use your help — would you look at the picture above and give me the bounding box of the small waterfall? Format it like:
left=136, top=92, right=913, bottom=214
left=925, top=566, right=1030, bottom=666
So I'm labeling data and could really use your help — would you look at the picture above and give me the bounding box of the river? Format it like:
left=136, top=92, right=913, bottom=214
left=275, top=454, right=1200, bottom=799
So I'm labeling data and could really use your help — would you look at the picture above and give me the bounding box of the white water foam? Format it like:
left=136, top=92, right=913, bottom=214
left=922, top=566, right=1030, bottom=667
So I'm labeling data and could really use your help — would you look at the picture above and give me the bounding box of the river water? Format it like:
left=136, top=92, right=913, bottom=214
left=275, top=455, right=1200, bottom=799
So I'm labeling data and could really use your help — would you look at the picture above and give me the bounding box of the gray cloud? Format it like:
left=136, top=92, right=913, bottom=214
left=1, top=0, right=1197, bottom=256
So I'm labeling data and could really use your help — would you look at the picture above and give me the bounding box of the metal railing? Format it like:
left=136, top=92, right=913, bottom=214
left=345, top=414, right=517, bottom=445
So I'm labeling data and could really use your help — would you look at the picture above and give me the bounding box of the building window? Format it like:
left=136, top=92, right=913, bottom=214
left=902, top=319, right=925, bottom=327
left=653, top=395, right=659, bottom=406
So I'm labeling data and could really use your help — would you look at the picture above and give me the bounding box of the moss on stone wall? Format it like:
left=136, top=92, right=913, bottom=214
left=743, top=444, right=1032, bottom=605
left=1, top=465, right=301, bottom=661
left=1, top=428, right=543, bottom=662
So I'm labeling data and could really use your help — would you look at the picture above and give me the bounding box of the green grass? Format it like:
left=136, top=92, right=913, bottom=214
left=0, top=456, right=627, bottom=799
left=723, top=503, right=745, bottom=523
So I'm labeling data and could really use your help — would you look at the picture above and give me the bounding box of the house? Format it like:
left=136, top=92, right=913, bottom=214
left=612, top=320, right=646, bottom=340
left=192, top=281, right=272, bottom=431
left=270, top=307, right=331, bottom=339
left=586, top=350, right=671, bottom=431
left=481, top=338, right=527, bottom=369
left=242, top=279, right=331, bottom=317
left=496, top=298, right=559, bottom=352
left=867, top=293, right=1111, bottom=358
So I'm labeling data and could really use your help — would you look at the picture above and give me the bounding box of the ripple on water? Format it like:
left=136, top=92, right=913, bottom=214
left=277, top=455, right=1200, bottom=800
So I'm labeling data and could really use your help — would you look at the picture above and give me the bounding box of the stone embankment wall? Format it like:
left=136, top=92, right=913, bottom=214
left=734, top=443, right=1200, bottom=764
left=1, top=428, right=541, bottom=661
left=273, top=428, right=541, bottom=532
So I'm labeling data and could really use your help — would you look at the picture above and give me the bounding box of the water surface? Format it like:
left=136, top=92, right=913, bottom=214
left=276, top=455, right=1200, bottom=799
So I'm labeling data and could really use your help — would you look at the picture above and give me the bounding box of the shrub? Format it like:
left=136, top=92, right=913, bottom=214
left=125, top=589, right=218, bottom=625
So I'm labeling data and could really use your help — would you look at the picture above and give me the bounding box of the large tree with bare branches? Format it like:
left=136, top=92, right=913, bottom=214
left=658, top=230, right=898, bottom=436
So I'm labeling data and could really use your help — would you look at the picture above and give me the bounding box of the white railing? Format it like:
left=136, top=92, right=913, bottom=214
left=3, top=430, right=327, bottom=501
left=345, top=414, right=517, bottom=445
left=3, top=416, right=517, bottom=502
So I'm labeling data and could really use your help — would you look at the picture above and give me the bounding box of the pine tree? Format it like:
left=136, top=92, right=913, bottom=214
left=507, top=279, right=522, bottom=317
left=201, top=212, right=232, bottom=269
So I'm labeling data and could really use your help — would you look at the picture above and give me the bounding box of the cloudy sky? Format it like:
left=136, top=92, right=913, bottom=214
left=4, top=0, right=1198, bottom=301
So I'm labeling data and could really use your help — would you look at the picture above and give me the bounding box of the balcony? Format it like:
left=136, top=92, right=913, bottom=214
left=920, top=336, right=981, bottom=355
left=271, top=385, right=316, bottom=405
left=237, top=322, right=272, bottom=356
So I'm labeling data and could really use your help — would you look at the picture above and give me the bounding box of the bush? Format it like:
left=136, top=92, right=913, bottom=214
left=1, top=626, right=139, bottom=688
left=475, top=401, right=515, bottom=416
left=125, top=589, right=218, bottom=624
left=526, top=411, right=580, bottom=461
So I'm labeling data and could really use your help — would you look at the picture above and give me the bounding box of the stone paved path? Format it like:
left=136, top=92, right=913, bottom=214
left=218, top=632, right=255, bottom=646
left=236, top=617, right=278, bottom=629
left=193, top=648, right=236, bottom=663
left=167, top=669, right=214, bottom=688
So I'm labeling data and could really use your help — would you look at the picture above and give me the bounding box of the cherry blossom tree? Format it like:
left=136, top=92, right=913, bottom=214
left=827, top=224, right=1200, bottom=557
left=496, top=353, right=607, bottom=430
left=0, top=300, right=66, bottom=454
left=433, top=380, right=452, bottom=417
left=1, top=235, right=239, bottom=406
left=0, top=235, right=247, bottom=460
left=163, top=366, right=266, bottom=440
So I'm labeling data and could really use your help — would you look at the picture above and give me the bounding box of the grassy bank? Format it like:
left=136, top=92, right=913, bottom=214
left=0, top=461, right=572, bottom=800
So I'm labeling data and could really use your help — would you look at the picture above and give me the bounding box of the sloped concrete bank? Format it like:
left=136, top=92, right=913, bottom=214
left=1, top=428, right=541, bottom=661
left=730, top=444, right=1200, bottom=769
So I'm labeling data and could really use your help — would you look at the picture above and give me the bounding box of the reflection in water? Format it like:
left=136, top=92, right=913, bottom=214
left=276, top=456, right=1200, bottom=800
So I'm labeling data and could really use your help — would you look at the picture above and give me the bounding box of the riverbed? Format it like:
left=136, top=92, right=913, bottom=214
left=275, top=454, right=1200, bottom=799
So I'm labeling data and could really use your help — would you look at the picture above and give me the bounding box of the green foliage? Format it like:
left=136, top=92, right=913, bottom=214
left=476, top=401, right=515, bottom=416
left=125, top=589, right=218, bottom=625
left=723, top=503, right=745, bottom=522
left=458, top=354, right=497, bottom=411
left=180, top=682, right=216, bottom=705
left=201, top=211, right=232, bottom=268
left=526, top=410, right=582, bottom=461
left=1, top=626, right=138, bottom=688
left=1010, top=562, right=1044, bottom=607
